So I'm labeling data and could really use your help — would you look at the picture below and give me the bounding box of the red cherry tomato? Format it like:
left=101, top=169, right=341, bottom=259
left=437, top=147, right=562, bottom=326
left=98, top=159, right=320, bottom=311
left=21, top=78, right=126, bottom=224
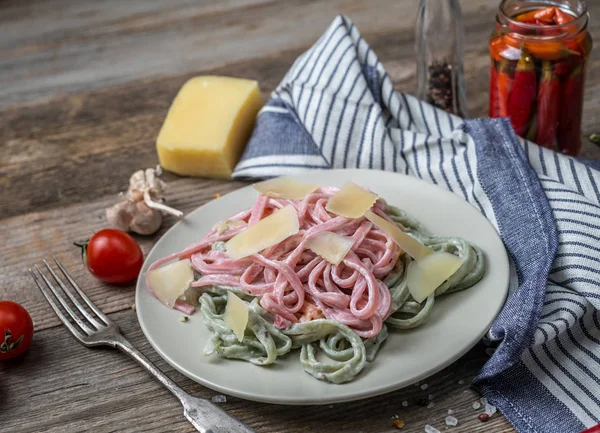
left=0, top=301, right=34, bottom=360
left=78, top=229, right=144, bottom=284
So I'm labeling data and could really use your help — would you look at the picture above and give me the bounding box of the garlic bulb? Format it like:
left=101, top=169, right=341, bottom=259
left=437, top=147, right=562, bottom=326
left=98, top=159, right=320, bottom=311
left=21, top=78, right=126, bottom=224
left=106, top=166, right=182, bottom=235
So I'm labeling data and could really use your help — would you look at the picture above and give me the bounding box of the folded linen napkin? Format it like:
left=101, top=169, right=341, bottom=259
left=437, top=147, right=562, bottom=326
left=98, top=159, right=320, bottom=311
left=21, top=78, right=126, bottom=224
left=233, top=15, right=600, bottom=433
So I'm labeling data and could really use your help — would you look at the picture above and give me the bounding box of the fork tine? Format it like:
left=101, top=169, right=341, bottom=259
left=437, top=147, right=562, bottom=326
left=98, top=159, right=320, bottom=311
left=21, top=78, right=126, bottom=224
left=34, top=265, right=94, bottom=336
left=30, top=269, right=87, bottom=342
left=53, top=256, right=110, bottom=324
left=43, top=259, right=103, bottom=329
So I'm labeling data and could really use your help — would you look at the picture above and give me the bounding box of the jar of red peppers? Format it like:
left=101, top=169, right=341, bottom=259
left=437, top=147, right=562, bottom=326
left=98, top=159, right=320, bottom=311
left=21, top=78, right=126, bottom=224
left=489, top=0, right=592, bottom=156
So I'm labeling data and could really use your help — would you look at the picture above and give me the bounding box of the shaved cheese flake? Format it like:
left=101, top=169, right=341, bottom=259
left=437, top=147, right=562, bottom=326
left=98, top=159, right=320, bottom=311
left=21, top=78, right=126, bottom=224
left=225, top=205, right=299, bottom=259
left=365, top=210, right=433, bottom=261
left=146, top=259, right=194, bottom=308
left=306, top=231, right=355, bottom=265
left=406, top=252, right=464, bottom=303
left=224, top=291, right=249, bottom=342
left=325, top=182, right=378, bottom=218
left=253, top=177, right=320, bottom=200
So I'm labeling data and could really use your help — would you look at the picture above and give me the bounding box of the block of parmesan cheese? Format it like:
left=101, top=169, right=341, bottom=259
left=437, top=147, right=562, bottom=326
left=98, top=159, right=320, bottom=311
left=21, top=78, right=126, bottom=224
left=156, top=76, right=264, bottom=179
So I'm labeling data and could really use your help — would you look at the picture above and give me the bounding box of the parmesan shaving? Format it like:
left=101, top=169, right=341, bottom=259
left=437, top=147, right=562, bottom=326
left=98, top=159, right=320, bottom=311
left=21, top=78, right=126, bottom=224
left=225, top=205, right=299, bottom=259
left=305, top=231, right=355, bottom=265
left=146, top=259, right=194, bottom=308
left=253, top=177, right=320, bottom=200
left=325, top=182, right=378, bottom=218
left=365, top=210, right=433, bottom=261
left=406, top=252, right=464, bottom=303
left=224, top=291, right=249, bottom=342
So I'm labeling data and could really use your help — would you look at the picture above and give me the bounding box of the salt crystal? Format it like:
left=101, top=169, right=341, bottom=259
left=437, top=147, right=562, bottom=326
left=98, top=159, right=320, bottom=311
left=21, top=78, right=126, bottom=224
left=485, top=403, right=497, bottom=416
left=421, top=383, right=429, bottom=390
left=445, top=416, right=458, bottom=426
left=424, top=425, right=440, bottom=433
left=457, top=379, right=465, bottom=385
left=427, top=402, right=435, bottom=409
left=473, top=402, right=481, bottom=410
left=448, top=409, right=455, bottom=415
left=211, top=395, right=227, bottom=403
left=402, top=400, right=409, bottom=407
left=480, top=397, right=488, bottom=406
left=428, top=394, right=434, bottom=400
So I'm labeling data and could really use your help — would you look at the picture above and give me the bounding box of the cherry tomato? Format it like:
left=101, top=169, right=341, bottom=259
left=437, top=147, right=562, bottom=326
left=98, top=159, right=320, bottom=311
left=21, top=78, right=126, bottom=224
left=0, top=301, right=34, bottom=360
left=77, top=229, right=144, bottom=284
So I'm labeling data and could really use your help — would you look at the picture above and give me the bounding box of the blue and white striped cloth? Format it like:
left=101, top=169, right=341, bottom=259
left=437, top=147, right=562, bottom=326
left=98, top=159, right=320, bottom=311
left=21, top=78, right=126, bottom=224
left=233, top=15, right=600, bottom=433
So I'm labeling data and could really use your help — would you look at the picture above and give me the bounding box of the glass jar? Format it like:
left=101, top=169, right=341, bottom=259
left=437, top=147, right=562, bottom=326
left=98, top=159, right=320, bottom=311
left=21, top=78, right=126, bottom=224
left=416, top=0, right=468, bottom=118
left=489, top=0, right=592, bottom=156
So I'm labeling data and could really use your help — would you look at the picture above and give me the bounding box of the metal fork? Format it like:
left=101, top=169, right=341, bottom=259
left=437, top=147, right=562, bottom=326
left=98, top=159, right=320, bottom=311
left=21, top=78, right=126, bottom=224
left=30, top=257, right=255, bottom=433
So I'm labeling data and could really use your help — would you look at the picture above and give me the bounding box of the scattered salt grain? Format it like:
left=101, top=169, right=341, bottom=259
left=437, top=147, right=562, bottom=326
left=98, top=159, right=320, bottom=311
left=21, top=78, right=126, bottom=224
left=472, top=402, right=481, bottom=410
left=402, top=400, right=409, bottom=407
left=131, top=303, right=136, bottom=311
left=424, top=425, right=440, bottom=433
left=211, top=395, right=226, bottom=403
left=427, top=402, right=435, bottom=409
left=420, top=383, right=429, bottom=390
left=448, top=409, right=455, bottom=415
left=485, top=403, right=497, bottom=416
left=480, top=397, right=488, bottom=406
left=445, top=416, right=458, bottom=426
left=457, top=379, right=465, bottom=385
left=428, top=394, right=434, bottom=400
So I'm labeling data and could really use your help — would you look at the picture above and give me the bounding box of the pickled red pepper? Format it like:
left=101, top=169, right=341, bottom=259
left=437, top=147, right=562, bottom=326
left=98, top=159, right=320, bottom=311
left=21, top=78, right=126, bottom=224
left=558, top=66, right=584, bottom=155
left=507, top=51, right=536, bottom=136
left=497, top=61, right=513, bottom=117
left=489, top=64, right=500, bottom=117
left=536, top=61, right=560, bottom=149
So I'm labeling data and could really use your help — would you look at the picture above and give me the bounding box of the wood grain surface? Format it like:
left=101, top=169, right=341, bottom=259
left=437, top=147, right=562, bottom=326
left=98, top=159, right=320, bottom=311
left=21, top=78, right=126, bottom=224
left=1, top=0, right=599, bottom=431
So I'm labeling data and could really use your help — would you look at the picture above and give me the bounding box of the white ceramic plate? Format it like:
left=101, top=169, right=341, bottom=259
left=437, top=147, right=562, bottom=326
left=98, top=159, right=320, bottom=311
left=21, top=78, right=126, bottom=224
left=136, top=169, right=509, bottom=405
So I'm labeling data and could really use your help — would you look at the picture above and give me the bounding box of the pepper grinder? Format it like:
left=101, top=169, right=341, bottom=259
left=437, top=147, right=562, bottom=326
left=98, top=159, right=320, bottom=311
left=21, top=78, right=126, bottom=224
left=415, top=0, right=468, bottom=118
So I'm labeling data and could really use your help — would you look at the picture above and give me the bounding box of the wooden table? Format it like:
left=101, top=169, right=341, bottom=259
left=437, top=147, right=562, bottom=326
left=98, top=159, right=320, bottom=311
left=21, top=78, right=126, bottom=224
left=1, top=1, right=599, bottom=432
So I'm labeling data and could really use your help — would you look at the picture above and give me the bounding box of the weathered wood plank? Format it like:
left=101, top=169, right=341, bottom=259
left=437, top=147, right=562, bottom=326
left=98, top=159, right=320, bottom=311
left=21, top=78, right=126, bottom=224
left=0, top=0, right=502, bottom=108
left=0, top=308, right=513, bottom=433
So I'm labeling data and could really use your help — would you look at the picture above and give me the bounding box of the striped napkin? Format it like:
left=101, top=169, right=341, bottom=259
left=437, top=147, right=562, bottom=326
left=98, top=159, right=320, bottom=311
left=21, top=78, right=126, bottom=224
left=233, top=15, right=600, bottom=433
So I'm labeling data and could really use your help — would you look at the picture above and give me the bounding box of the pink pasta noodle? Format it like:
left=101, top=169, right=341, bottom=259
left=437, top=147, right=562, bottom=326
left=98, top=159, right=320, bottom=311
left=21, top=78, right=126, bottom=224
left=147, top=187, right=402, bottom=338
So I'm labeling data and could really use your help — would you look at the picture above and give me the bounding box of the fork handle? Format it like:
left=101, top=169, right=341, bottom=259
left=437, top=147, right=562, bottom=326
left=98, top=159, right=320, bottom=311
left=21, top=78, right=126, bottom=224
left=113, top=335, right=255, bottom=433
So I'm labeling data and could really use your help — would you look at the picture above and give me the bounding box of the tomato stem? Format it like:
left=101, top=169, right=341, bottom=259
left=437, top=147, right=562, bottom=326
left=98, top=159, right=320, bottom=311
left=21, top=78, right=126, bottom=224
left=73, top=240, right=89, bottom=265
left=0, top=329, right=24, bottom=353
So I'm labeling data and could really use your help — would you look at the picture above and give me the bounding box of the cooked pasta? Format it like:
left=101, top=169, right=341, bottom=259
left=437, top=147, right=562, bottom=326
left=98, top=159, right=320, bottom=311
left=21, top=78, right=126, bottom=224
left=147, top=186, right=485, bottom=384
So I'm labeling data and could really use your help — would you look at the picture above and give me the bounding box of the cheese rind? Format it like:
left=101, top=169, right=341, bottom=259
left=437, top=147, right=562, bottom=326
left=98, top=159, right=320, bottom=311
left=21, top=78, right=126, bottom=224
left=225, top=205, right=299, bottom=259
left=305, top=231, right=355, bottom=265
left=326, top=182, right=378, bottom=218
left=156, top=76, right=264, bottom=179
left=224, top=292, right=249, bottom=342
left=365, top=210, right=432, bottom=261
left=253, top=177, right=320, bottom=200
left=406, top=252, right=464, bottom=303
left=146, top=259, right=194, bottom=308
